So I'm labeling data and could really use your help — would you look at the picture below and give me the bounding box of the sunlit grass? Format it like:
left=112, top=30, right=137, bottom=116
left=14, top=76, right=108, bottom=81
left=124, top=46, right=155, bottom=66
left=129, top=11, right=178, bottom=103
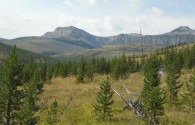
left=36, top=70, right=195, bottom=125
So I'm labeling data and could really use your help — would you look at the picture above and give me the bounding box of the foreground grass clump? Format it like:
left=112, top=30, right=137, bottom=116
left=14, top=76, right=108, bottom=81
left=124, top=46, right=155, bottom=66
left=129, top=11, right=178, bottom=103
left=36, top=72, right=195, bottom=125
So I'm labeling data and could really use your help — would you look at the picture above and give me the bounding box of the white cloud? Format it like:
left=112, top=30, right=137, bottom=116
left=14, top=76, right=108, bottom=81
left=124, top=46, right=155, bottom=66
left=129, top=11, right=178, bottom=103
left=1, top=8, right=195, bottom=39
left=88, top=0, right=97, bottom=5
left=0, top=0, right=195, bottom=39
left=151, top=7, right=164, bottom=16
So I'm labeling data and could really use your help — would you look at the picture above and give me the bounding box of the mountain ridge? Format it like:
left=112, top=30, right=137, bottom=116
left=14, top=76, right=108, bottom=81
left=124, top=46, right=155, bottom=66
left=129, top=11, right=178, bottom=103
left=1, top=26, right=195, bottom=59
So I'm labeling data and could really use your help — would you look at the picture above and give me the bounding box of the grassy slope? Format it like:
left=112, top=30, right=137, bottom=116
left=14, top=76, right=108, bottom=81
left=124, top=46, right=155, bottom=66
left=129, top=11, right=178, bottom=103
left=36, top=43, right=195, bottom=124
left=37, top=70, right=195, bottom=125
left=2, top=37, right=87, bottom=56
left=54, top=44, right=162, bottom=60
left=37, top=74, right=144, bottom=125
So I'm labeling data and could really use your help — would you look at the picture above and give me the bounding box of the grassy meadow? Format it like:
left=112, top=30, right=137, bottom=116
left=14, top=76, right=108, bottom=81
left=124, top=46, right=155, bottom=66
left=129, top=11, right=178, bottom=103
left=36, top=69, right=195, bottom=125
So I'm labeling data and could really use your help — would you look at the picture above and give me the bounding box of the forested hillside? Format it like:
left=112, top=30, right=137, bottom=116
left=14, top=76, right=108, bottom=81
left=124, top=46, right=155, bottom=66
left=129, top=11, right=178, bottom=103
left=1, top=43, right=195, bottom=124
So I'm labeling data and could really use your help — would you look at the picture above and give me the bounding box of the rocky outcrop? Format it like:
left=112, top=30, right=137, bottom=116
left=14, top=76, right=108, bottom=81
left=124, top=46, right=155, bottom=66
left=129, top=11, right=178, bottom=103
left=43, top=26, right=195, bottom=47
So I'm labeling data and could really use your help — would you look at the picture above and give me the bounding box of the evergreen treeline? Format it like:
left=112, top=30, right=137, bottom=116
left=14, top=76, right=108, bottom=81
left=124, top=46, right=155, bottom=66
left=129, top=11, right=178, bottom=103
left=1, top=43, right=195, bottom=124
left=50, top=54, right=140, bottom=83
left=48, top=44, right=195, bottom=83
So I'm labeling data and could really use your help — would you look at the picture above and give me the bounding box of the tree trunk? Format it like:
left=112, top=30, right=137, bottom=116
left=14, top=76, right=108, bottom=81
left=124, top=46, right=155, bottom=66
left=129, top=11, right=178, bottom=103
left=6, top=98, right=11, bottom=125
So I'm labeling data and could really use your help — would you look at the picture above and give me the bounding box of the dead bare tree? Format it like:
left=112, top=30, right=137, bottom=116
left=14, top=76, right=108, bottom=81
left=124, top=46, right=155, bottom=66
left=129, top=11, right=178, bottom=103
left=139, top=25, right=144, bottom=56
left=113, top=86, right=144, bottom=117
left=114, top=85, right=159, bottom=125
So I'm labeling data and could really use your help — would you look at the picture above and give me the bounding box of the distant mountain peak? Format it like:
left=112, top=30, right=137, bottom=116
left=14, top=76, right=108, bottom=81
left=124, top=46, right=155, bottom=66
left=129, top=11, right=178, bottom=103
left=53, top=26, right=83, bottom=34
left=55, top=26, right=79, bottom=32
left=43, top=26, right=88, bottom=38
left=171, top=26, right=193, bottom=33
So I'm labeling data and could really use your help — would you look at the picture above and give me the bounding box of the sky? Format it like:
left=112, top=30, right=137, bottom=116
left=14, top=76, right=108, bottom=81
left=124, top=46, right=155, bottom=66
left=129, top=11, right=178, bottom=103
left=0, top=0, right=195, bottom=39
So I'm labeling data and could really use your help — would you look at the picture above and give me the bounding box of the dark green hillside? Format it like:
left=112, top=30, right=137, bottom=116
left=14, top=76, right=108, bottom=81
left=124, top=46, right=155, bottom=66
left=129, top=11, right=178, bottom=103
left=0, top=42, right=44, bottom=61
left=1, top=37, right=89, bottom=56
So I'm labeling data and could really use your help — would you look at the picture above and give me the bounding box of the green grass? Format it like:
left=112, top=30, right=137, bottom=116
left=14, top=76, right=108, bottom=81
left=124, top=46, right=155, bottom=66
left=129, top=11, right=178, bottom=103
left=36, top=70, right=195, bottom=125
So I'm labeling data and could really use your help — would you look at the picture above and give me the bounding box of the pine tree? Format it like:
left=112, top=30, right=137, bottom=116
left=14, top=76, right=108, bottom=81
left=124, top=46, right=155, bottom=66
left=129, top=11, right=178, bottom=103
left=47, top=66, right=54, bottom=84
left=164, top=49, right=183, bottom=105
left=140, top=56, right=146, bottom=73
left=191, top=44, right=195, bottom=67
left=94, top=78, right=114, bottom=121
left=181, top=68, right=195, bottom=108
left=53, top=62, right=60, bottom=78
left=22, top=58, right=37, bottom=84
left=86, top=63, right=94, bottom=81
left=71, top=59, right=77, bottom=76
left=76, top=56, right=85, bottom=83
left=183, top=46, right=192, bottom=69
left=40, top=59, right=48, bottom=83
left=25, top=62, right=43, bottom=94
left=46, top=100, right=58, bottom=125
left=18, top=73, right=39, bottom=125
left=110, top=57, right=120, bottom=80
left=0, top=46, right=23, bottom=125
left=0, top=67, right=5, bottom=123
left=119, top=53, right=128, bottom=78
left=166, top=71, right=182, bottom=105
left=141, top=55, right=165, bottom=125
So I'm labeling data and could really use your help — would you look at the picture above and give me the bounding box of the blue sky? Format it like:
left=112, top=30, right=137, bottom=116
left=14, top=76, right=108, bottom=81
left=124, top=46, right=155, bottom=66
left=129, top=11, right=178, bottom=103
left=0, top=0, right=195, bottom=39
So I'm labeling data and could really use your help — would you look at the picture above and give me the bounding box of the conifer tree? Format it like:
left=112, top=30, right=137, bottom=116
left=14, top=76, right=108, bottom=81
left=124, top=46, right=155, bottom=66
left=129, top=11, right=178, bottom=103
left=140, top=56, right=146, bottom=73
left=0, top=46, right=23, bottom=125
left=183, top=46, right=192, bottom=69
left=191, top=44, right=195, bottom=67
left=181, top=68, right=195, bottom=108
left=46, top=100, right=58, bottom=125
left=22, top=58, right=37, bottom=83
left=71, top=59, right=77, bottom=76
left=86, top=63, right=94, bottom=81
left=99, top=57, right=107, bottom=74
left=23, top=61, right=43, bottom=93
left=110, top=57, right=120, bottom=80
left=0, top=68, right=5, bottom=123
left=47, top=66, right=54, bottom=84
left=119, top=53, right=128, bottom=78
left=164, top=49, right=183, bottom=105
left=94, top=78, right=114, bottom=121
left=76, top=56, right=85, bottom=83
left=127, top=56, right=133, bottom=73
left=40, top=59, right=48, bottom=83
left=53, top=62, right=60, bottom=78
left=178, top=50, right=184, bottom=69
left=18, top=73, right=39, bottom=125
left=141, top=55, right=165, bottom=125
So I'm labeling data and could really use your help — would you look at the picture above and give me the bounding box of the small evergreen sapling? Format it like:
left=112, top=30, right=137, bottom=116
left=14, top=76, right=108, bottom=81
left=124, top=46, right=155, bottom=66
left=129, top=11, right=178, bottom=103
left=94, top=78, right=114, bottom=121
left=46, top=100, right=58, bottom=125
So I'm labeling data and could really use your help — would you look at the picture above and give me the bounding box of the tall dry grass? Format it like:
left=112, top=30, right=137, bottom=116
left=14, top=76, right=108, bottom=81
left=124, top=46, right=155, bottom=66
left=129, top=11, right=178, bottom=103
left=36, top=70, right=195, bottom=125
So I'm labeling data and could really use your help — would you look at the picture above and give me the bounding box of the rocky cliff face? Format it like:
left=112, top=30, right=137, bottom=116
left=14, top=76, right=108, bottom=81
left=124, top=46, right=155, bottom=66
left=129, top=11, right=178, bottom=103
left=104, top=26, right=195, bottom=46
left=43, top=26, right=195, bottom=47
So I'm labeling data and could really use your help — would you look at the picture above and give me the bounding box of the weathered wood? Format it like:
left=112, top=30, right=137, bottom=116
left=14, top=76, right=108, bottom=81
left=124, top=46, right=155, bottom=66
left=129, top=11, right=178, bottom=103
left=113, top=87, right=144, bottom=117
